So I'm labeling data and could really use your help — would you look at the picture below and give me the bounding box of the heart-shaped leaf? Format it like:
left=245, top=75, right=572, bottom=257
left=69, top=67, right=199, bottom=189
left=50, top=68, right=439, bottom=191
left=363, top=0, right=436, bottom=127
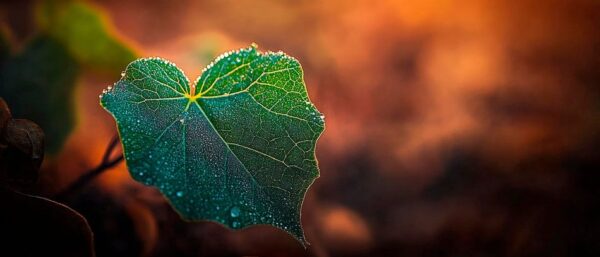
left=100, top=45, right=324, bottom=244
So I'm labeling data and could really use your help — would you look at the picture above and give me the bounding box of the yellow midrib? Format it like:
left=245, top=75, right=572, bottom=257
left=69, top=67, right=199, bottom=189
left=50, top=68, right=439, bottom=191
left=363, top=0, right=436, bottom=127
left=184, top=92, right=202, bottom=111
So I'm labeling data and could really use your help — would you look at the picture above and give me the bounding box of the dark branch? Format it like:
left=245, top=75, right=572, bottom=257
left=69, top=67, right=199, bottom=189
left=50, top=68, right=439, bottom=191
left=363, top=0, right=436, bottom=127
left=54, top=134, right=124, bottom=201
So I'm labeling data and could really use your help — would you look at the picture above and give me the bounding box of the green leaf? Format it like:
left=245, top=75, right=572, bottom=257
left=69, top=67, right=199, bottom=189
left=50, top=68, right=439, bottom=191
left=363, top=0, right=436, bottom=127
left=0, top=36, right=79, bottom=154
left=35, top=0, right=137, bottom=74
left=100, top=45, right=325, bottom=244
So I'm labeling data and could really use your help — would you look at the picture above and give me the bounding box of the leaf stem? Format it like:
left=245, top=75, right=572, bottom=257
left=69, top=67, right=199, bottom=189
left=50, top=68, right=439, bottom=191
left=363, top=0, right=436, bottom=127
left=54, top=134, right=123, bottom=200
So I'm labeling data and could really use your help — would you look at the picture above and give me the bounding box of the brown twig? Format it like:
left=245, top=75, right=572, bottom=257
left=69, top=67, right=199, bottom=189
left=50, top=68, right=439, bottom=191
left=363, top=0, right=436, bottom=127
left=54, top=134, right=123, bottom=201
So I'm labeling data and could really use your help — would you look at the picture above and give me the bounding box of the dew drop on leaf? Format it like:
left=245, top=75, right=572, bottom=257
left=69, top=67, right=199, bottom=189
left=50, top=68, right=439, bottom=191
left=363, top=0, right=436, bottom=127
left=230, top=206, right=241, bottom=218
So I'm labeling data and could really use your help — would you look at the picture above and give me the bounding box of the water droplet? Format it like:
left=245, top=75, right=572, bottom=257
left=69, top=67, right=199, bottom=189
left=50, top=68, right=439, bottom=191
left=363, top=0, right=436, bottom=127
left=232, top=221, right=241, bottom=228
left=230, top=206, right=241, bottom=218
left=235, top=57, right=241, bottom=63
left=120, top=71, right=125, bottom=77
left=176, top=191, right=184, bottom=197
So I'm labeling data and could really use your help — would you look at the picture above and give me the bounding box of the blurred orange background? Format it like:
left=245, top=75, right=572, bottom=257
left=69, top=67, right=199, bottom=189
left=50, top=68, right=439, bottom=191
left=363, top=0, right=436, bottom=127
left=1, top=0, right=599, bottom=256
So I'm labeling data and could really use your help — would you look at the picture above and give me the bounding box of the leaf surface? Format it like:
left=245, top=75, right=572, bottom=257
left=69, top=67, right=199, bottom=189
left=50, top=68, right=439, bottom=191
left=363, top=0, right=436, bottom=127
left=100, top=46, right=324, bottom=244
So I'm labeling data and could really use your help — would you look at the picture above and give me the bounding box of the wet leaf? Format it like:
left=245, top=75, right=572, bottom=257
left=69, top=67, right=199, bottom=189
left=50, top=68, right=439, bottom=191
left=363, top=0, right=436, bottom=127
left=101, top=46, right=325, bottom=244
left=36, top=0, right=137, bottom=74
left=0, top=36, right=78, bottom=153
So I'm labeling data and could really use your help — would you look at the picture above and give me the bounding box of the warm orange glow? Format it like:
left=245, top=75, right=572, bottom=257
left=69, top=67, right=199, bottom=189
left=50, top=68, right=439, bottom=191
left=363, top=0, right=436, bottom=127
left=13, top=0, right=598, bottom=255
